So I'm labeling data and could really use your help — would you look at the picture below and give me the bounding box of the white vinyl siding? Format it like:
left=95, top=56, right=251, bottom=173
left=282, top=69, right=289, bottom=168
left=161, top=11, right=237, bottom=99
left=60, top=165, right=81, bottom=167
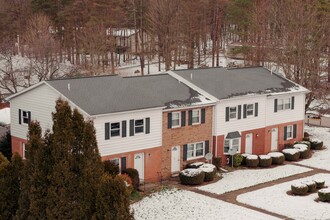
left=10, top=84, right=61, bottom=139
left=94, top=108, right=162, bottom=156
left=266, top=93, right=305, bottom=126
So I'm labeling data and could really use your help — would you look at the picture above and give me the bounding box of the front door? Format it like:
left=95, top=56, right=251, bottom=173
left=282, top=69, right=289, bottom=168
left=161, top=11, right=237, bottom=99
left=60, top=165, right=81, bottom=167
left=171, top=146, right=180, bottom=173
left=245, top=133, right=253, bottom=154
left=271, top=128, right=278, bottom=151
left=134, top=153, right=144, bottom=182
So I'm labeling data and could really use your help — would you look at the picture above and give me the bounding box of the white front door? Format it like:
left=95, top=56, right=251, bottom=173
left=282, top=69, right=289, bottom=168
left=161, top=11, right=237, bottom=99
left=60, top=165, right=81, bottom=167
left=171, top=146, right=180, bottom=173
left=271, top=128, right=278, bottom=151
left=245, top=133, right=253, bottom=154
left=134, top=153, right=144, bottom=181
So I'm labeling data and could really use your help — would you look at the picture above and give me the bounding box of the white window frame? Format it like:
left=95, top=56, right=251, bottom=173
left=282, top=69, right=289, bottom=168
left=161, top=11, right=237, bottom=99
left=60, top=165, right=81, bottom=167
left=246, top=104, right=254, bottom=117
left=277, top=98, right=291, bottom=111
left=22, top=143, right=26, bottom=159
left=286, top=125, right=293, bottom=140
left=21, top=110, right=30, bottom=125
left=110, top=122, right=120, bottom=137
left=110, top=158, right=121, bottom=170
left=186, top=141, right=205, bottom=160
left=192, top=109, right=201, bottom=125
left=224, top=138, right=241, bottom=154
left=171, top=111, right=181, bottom=128
left=229, top=107, right=237, bottom=120
left=134, top=119, right=144, bottom=134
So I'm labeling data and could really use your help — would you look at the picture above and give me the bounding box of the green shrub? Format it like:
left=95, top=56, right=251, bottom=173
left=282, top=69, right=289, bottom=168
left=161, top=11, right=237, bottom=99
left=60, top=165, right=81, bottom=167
left=241, top=154, right=249, bottom=166
left=301, top=180, right=317, bottom=193
left=246, top=155, right=259, bottom=167
left=229, top=153, right=243, bottom=167
left=267, top=152, right=285, bottom=165
left=318, top=189, right=330, bottom=202
left=199, top=164, right=217, bottom=182
left=304, top=132, right=310, bottom=138
left=122, top=168, right=140, bottom=190
left=185, top=162, right=204, bottom=169
left=103, top=160, right=119, bottom=176
left=291, top=183, right=308, bottom=195
left=282, top=149, right=300, bottom=161
left=313, top=179, right=325, bottom=189
left=303, top=137, right=310, bottom=141
left=179, top=169, right=205, bottom=185
left=258, top=155, right=272, bottom=167
left=212, top=157, right=222, bottom=170
left=311, top=140, right=323, bottom=150
left=293, top=144, right=310, bottom=159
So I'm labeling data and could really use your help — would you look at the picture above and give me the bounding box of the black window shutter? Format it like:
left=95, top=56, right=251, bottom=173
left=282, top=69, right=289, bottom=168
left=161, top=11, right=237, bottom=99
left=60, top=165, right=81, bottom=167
left=243, top=104, right=247, bottom=118
left=122, top=121, right=127, bottom=137
left=293, top=124, right=297, bottom=138
left=205, top=140, right=209, bottom=155
left=188, top=110, right=193, bottom=125
left=105, top=123, right=110, bottom=140
left=274, top=99, right=278, bottom=112
left=291, top=96, right=295, bottom=110
left=146, top=117, right=150, bottom=134
left=183, top=144, right=187, bottom=161
left=28, top=111, right=31, bottom=124
left=181, top=111, right=186, bottom=127
left=284, top=126, right=287, bottom=140
left=225, top=107, right=229, bottom=122
left=129, top=119, right=134, bottom=136
left=121, top=157, right=126, bottom=172
left=168, top=112, right=172, bottom=129
left=18, top=109, right=21, bottom=124
left=255, top=103, right=258, bottom=117
left=201, top=108, right=206, bottom=124
left=238, top=105, right=241, bottom=120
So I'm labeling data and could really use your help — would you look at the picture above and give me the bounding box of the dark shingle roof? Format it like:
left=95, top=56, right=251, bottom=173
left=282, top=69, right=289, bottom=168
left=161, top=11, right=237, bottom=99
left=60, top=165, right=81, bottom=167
left=173, top=67, right=303, bottom=100
left=46, top=74, right=212, bottom=115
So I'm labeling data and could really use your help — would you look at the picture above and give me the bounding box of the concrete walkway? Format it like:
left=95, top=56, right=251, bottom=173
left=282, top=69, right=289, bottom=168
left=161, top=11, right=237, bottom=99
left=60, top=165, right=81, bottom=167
left=167, top=162, right=330, bottom=220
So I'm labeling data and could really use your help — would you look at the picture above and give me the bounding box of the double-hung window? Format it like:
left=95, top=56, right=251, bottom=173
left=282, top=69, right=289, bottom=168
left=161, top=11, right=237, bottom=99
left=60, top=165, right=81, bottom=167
left=135, top=119, right=144, bottom=134
left=284, top=98, right=291, bottom=109
left=224, top=138, right=240, bottom=154
left=186, top=142, right=204, bottom=160
left=171, top=112, right=181, bottom=128
left=229, top=107, right=237, bottom=119
left=19, top=109, right=31, bottom=125
left=277, top=99, right=284, bottom=111
left=277, top=98, right=291, bottom=111
left=286, top=125, right=293, bottom=140
left=192, top=109, right=201, bottom=124
left=246, top=104, right=254, bottom=117
left=110, top=122, right=120, bottom=137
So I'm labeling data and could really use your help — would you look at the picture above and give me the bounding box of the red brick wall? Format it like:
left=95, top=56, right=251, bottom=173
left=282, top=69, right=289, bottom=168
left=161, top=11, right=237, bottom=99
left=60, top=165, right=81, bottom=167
left=11, top=136, right=27, bottom=157
left=102, top=146, right=162, bottom=183
left=162, top=106, right=213, bottom=179
left=241, top=127, right=266, bottom=155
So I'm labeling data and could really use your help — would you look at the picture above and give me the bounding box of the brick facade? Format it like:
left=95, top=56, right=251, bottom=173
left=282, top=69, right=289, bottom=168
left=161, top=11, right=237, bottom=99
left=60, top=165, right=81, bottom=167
left=102, top=146, right=162, bottom=183
left=214, top=120, right=304, bottom=166
left=161, top=106, right=213, bottom=179
left=11, top=136, right=27, bottom=157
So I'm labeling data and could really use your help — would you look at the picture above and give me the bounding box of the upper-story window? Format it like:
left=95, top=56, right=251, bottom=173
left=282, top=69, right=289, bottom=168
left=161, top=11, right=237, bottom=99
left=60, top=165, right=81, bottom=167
left=192, top=109, right=201, bottom=124
left=134, top=119, right=144, bottom=134
left=275, top=97, right=294, bottom=112
left=246, top=104, right=254, bottom=117
left=19, top=109, right=31, bottom=125
left=110, top=122, right=120, bottom=137
left=229, top=107, right=237, bottom=119
left=171, top=112, right=181, bottom=128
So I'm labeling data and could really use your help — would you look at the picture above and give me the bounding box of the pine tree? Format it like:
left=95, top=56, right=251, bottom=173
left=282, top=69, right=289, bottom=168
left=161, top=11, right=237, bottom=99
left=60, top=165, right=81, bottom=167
left=0, top=131, right=12, bottom=161
left=95, top=174, right=133, bottom=220
left=0, top=153, right=23, bottom=219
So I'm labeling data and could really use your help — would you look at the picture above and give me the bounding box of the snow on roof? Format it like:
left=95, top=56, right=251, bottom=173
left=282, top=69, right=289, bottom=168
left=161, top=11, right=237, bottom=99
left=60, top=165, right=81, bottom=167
left=0, top=107, right=10, bottom=125
left=108, top=28, right=137, bottom=37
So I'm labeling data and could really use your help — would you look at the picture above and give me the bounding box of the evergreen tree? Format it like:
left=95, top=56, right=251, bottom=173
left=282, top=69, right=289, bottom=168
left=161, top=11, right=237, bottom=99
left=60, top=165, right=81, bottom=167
left=0, top=131, right=12, bottom=161
left=0, top=153, right=23, bottom=219
left=95, top=174, right=133, bottom=220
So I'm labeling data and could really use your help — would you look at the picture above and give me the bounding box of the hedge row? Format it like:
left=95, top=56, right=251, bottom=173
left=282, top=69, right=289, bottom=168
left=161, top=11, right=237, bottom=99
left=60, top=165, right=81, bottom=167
left=180, top=163, right=217, bottom=185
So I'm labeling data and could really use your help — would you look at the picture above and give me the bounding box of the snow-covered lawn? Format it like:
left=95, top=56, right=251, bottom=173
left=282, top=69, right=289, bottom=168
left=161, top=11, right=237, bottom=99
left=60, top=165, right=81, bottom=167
left=197, top=164, right=311, bottom=195
left=296, top=126, right=330, bottom=171
left=237, top=173, right=330, bottom=220
left=132, top=188, right=280, bottom=220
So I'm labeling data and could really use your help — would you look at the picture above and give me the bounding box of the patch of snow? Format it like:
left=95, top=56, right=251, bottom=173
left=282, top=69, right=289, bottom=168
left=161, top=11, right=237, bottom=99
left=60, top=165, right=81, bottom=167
left=180, top=169, right=203, bottom=177
left=199, top=164, right=216, bottom=173
left=313, top=179, right=325, bottom=185
left=132, top=188, right=280, bottom=220
left=301, top=180, right=316, bottom=187
left=190, top=162, right=205, bottom=167
left=247, top=155, right=258, bottom=160
left=267, top=152, right=284, bottom=158
left=319, top=188, right=330, bottom=194
left=291, top=183, right=307, bottom=189
left=259, top=155, right=271, bottom=160
left=197, top=165, right=311, bottom=195
left=237, top=174, right=330, bottom=220
left=311, top=139, right=322, bottom=143
left=293, top=144, right=308, bottom=149
left=296, top=126, right=330, bottom=171
left=0, top=107, right=10, bottom=124
left=282, top=148, right=299, bottom=155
